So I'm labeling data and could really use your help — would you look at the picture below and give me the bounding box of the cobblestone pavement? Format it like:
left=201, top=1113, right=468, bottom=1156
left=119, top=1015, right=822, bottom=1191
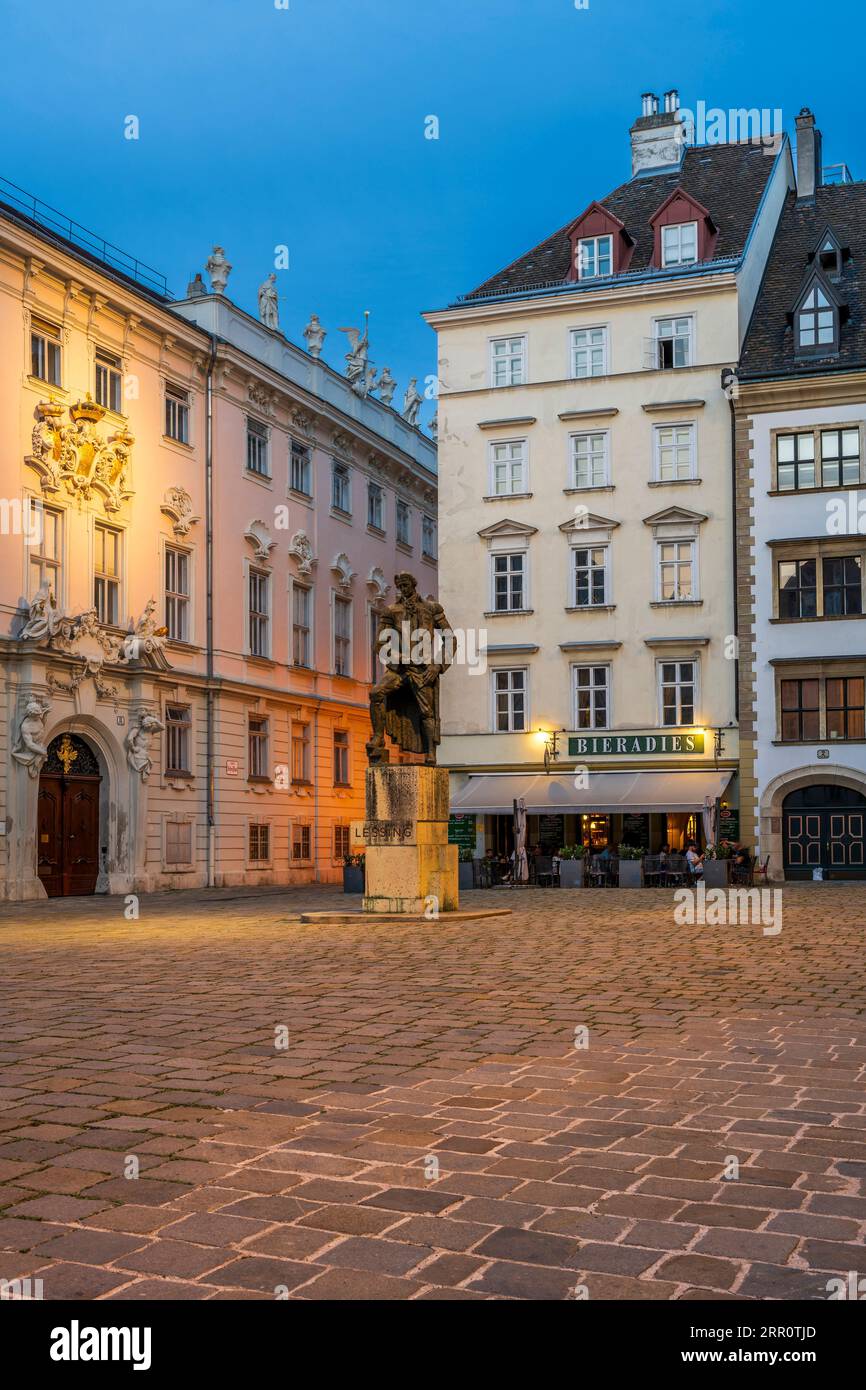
left=0, top=883, right=864, bottom=1301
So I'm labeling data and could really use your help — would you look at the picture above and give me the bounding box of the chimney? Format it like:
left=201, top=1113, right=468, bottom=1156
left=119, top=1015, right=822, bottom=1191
left=795, top=108, right=823, bottom=201
left=630, top=87, right=685, bottom=176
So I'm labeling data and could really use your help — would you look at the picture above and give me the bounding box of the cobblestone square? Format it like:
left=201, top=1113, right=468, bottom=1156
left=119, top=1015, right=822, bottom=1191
left=1, top=884, right=864, bottom=1301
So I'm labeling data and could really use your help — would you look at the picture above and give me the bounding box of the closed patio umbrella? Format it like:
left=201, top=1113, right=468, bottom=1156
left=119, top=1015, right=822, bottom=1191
left=702, top=795, right=718, bottom=850
left=513, top=797, right=529, bottom=885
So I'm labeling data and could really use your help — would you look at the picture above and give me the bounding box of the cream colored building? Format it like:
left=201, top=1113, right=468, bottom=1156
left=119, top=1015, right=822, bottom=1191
left=0, top=188, right=436, bottom=900
left=426, top=94, right=793, bottom=857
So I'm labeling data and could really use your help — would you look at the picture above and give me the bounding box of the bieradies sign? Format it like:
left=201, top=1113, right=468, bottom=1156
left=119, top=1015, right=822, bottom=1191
left=568, top=732, right=705, bottom=757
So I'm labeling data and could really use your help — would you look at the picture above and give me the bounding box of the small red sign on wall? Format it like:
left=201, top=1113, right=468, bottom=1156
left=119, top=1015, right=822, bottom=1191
left=225, top=759, right=239, bottom=777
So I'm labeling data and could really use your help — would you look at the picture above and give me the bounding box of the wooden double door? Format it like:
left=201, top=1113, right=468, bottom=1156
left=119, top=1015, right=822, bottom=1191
left=783, top=784, right=866, bottom=880
left=37, top=735, right=102, bottom=897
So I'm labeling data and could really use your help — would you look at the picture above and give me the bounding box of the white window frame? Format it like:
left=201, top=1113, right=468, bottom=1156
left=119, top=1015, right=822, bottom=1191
left=653, top=422, right=697, bottom=482
left=332, top=459, right=352, bottom=515
left=489, top=438, right=528, bottom=496
left=247, top=819, right=273, bottom=866
left=164, top=543, right=192, bottom=644
left=95, top=347, right=123, bottom=413
left=489, top=334, right=527, bottom=388
left=657, top=659, right=698, bottom=728
left=661, top=221, right=698, bottom=268
left=577, top=234, right=613, bottom=280
left=332, top=592, right=353, bottom=676
left=491, top=667, right=528, bottom=733
left=164, top=703, right=192, bottom=775
left=395, top=497, right=412, bottom=548
left=570, top=325, right=608, bottom=380
left=246, top=417, right=270, bottom=479
left=164, top=382, right=190, bottom=444
left=28, top=501, right=64, bottom=603
left=653, top=315, right=694, bottom=370
left=246, top=563, right=271, bottom=657
left=290, top=438, right=312, bottom=496
left=572, top=663, right=611, bottom=731
left=491, top=550, right=527, bottom=613
left=248, top=714, right=270, bottom=780
left=291, top=820, right=313, bottom=863
left=30, top=317, right=62, bottom=386
left=655, top=537, right=698, bottom=603
left=367, top=480, right=385, bottom=531
left=291, top=720, right=312, bottom=784
left=93, top=521, right=123, bottom=627
left=422, top=514, right=437, bottom=561
left=291, top=579, right=313, bottom=668
left=570, top=431, right=609, bottom=489
left=333, top=728, right=351, bottom=786
left=572, top=543, right=610, bottom=608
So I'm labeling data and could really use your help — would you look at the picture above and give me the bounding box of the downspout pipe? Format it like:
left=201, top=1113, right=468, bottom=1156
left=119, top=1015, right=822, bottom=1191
left=205, top=335, right=217, bottom=888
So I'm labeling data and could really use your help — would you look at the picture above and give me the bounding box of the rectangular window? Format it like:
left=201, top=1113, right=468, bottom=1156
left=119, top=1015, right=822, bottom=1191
left=573, top=546, right=608, bottom=607
left=657, top=540, right=695, bottom=602
left=396, top=498, right=411, bottom=547
left=164, top=546, right=190, bottom=642
left=422, top=515, right=437, bottom=560
left=249, top=822, right=270, bottom=862
left=291, top=721, right=311, bottom=783
left=290, top=439, right=312, bottom=495
left=826, top=677, right=865, bottom=740
left=95, top=349, right=122, bottom=413
left=334, top=595, right=352, bottom=675
left=94, top=523, right=121, bottom=626
left=823, top=555, right=862, bottom=617
left=654, top=316, right=693, bottom=369
left=246, top=419, right=269, bottom=477
left=780, top=679, right=820, bottom=742
left=493, top=552, right=525, bottom=611
left=367, top=481, right=385, bottom=530
left=571, top=432, right=607, bottom=489
left=490, top=439, right=526, bottom=496
left=165, top=384, right=190, bottom=443
left=571, top=326, right=607, bottom=379
left=334, top=824, right=350, bottom=861
left=333, top=729, right=350, bottom=785
left=248, top=716, right=269, bottom=779
left=776, top=432, right=815, bottom=491
left=573, top=665, right=609, bottom=730
left=165, top=819, right=193, bottom=866
left=661, top=222, right=698, bottom=267
left=165, top=704, right=191, bottom=774
left=332, top=460, right=351, bottom=514
left=248, top=568, right=270, bottom=656
left=778, top=559, right=818, bottom=619
left=493, top=668, right=527, bottom=732
left=660, top=661, right=696, bottom=727
left=292, top=822, right=312, bottom=862
left=29, top=504, right=63, bottom=599
left=820, top=429, right=860, bottom=488
left=30, top=318, right=61, bottom=385
left=577, top=235, right=613, bottom=279
left=655, top=423, right=696, bottom=481
left=490, top=335, right=526, bottom=388
left=292, top=584, right=312, bottom=666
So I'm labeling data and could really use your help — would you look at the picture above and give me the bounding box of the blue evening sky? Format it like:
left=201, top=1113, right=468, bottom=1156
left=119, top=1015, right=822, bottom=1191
left=1, top=0, right=863, bottom=429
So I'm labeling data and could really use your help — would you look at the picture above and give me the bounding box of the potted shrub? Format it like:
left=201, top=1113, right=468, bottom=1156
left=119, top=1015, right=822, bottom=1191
left=703, top=843, right=731, bottom=888
left=617, top=845, right=645, bottom=888
left=342, top=853, right=365, bottom=894
left=558, top=844, right=585, bottom=887
left=458, top=846, right=475, bottom=890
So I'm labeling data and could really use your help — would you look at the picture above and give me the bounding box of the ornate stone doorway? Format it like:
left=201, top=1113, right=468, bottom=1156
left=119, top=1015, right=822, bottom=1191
left=37, top=734, right=102, bottom=897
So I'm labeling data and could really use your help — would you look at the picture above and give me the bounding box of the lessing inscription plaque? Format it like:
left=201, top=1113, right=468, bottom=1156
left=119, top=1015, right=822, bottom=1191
left=364, top=819, right=414, bottom=844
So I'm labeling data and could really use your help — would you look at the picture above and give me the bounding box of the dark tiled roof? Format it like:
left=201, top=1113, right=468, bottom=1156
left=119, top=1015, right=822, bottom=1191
left=463, top=142, right=778, bottom=301
left=739, top=183, right=866, bottom=378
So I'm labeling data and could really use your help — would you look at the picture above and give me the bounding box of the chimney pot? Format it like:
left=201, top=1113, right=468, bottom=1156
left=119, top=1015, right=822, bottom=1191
left=641, top=92, right=655, bottom=117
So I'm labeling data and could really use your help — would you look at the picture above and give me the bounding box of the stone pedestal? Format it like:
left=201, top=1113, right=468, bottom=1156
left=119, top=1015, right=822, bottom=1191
left=363, top=765, right=458, bottom=914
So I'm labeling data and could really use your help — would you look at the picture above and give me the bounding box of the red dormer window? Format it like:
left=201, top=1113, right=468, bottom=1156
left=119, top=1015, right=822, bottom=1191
left=649, top=189, right=718, bottom=269
left=567, top=202, right=635, bottom=282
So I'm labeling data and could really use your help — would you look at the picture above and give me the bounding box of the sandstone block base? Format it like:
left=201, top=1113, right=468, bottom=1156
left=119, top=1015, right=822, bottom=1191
left=363, top=765, right=457, bottom=914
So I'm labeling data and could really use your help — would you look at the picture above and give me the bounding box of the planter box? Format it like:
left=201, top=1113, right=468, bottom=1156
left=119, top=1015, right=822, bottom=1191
left=343, top=865, right=364, bottom=894
left=458, top=861, right=475, bottom=890
left=703, top=859, right=730, bottom=888
left=559, top=858, right=584, bottom=888
left=618, top=859, right=644, bottom=888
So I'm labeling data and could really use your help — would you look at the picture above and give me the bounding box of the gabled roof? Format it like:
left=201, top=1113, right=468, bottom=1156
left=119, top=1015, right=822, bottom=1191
left=739, top=182, right=866, bottom=379
left=462, top=141, right=778, bottom=302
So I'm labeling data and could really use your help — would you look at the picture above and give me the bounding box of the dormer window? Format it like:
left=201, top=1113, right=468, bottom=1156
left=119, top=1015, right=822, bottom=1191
left=817, top=237, right=842, bottom=277
left=661, top=222, right=698, bottom=267
left=577, top=235, right=613, bottom=280
left=795, top=275, right=838, bottom=355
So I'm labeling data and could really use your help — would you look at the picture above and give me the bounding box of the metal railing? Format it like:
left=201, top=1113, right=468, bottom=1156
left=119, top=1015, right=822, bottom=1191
left=822, top=163, right=854, bottom=186
left=0, top=175, right=170, bottom=297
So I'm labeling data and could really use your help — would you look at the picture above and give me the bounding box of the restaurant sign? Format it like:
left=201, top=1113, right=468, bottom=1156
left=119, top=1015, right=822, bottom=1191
left=568, top=732, right=705, bottom=757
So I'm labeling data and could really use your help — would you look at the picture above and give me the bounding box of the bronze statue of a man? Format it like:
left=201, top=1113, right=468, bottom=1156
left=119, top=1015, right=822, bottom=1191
left=367, top=572, right=453, bottom=765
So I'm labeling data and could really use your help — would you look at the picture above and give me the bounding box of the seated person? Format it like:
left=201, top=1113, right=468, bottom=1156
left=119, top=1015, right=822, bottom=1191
left=685, top=841, right=704, bottom=878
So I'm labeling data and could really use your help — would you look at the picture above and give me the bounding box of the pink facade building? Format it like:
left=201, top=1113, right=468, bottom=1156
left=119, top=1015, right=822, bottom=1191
left=0, top=191, right=437, bottom=900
